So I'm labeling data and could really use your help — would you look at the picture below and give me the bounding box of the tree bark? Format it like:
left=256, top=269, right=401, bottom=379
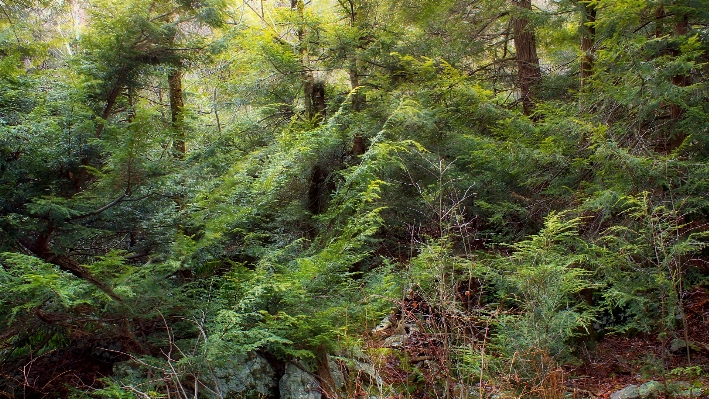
left=511, top=0, right=541, bottom=116
left=348, top=2, right=365, bottom=155
left=347, top=1, right=364, bottom=114
left=667, top=13, right=688, bottom=151
left=579, top=0, right=596, bottom=89
left=655, top=3, right=664, bottom=39
left=315, top=346, right=338, bottom=399
left=19, top=234, right=123, bottom=303
left=95, top=83, right=123, bottom=138
left=292, top=0, right=318, bottom=122
left=169, top=67, right=186, bottom=157
left=670, top=14, right=688, bottom=121
left=213, top=87, right=222, bottom=134
left=313, top=80, right=326, bottom=122
left=307, top=164, right=328, bottom=215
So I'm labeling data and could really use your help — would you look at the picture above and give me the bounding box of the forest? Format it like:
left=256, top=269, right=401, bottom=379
left=1, top=0, right=708, bottom=398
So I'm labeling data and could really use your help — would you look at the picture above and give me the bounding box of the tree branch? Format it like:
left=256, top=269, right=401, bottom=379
left=70, top=194, right=127, bottom=220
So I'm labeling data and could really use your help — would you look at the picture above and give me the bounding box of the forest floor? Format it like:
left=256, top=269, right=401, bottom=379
left=3, top=288, right=708, bottom=398
left=567, top=286, right=709, bottom=399
left=371, top=286, right=709, bottom=399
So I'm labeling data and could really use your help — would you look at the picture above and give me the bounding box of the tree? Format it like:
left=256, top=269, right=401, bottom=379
left=511, top=0, right=541, bottom=116
left=579, top=0, right=596, bottom=89
left=2, top=0, right=709, bottom=397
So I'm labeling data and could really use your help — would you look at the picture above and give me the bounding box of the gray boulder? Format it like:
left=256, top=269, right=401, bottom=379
left=329, top=357, right=346, bottom=390
left=610, top=385, right=640, bottom=399
left=637, top=381, right=663, bottom=398
left=213, top=352, right=277, bottom=398
left=668, top=382, right=705, bottom=398
left=280, top=363, right=322, bottom=399
left=383, top=334, right=406, bottom=348
left=669, top=339, right=700, bottom=354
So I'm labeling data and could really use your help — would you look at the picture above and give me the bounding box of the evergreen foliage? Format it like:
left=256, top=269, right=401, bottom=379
left=1, top=0, right=708, bottom=397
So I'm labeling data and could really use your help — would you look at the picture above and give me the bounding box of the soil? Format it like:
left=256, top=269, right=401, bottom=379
left=370, top=286, right=709, bottom=399
left=567, top=286, right=709, bottom=398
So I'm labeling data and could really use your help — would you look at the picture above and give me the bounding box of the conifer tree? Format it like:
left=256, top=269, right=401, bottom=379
left=511, top=0, right=541, bottom=115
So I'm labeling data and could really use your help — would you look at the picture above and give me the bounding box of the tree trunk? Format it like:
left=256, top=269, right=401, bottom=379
left=292, top=0, right=317, bottom=122
left=511, top=0, right=541, bottom=116
left=19, top=234, right=123, bottom=303
left=95, top=82, right=123, bottom=138
left=73, top=80, right=126, bottom=193
left=349, top=63, right=363, bottom=113
left=213, top=87, right=222, bottom=134
left=347, top=1, right=365, bottom=155
left=580, top=0, right=596, bottom=89
left=168, top=67, right=186, bottom=157
left=670, top=14, right=688, bottom=121
left=315, top=346, right=338, bottom=399
left=313, top=80, right=326, bottom=123
left=655, top=3, right=664, bottom=39
left=307, top=164, right=328, bottom=215
left=667, top=13, right=688, bottom=151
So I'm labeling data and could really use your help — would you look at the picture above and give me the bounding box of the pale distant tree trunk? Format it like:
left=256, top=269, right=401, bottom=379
left=580, top=0, right=596, bottom=89
left=213, top=87, right=222, bottom=133
left=313, top=81, right=326, bottom=121
left=346, top=1, right=364, bottom=113
left=292, top=0, right=329, bottom=218
left=352, top=58, right=366, bottom=156
left=168, top=67, right=186, bottom=157
left=292, top=0, right=319, bottom=122
left=349, top=61, right=363, bottom=112
left=511, top=0, right=541, bottom=116
left=347, top=1, right=366, bottom=155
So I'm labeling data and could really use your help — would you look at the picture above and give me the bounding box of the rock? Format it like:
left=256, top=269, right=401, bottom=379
left=452, top=384, right=492, bottom=399
left=383, top=334, right=406, bottom=348
left=637, top=381, right=664, bottom=398
left=670, top=339, right=687, bottom=353
left=676, top=387, right=704, bottom=398
left=372, top=315, right=392, bottom=333
left=610, top=385, right=640, bottom=399
left=345, top=357, right=385, bottom=398
left=351, top=358, right=383, bottom=387
left=329, top=358, right=346, bottom=390
left=667, top=382, right=705, bottom=398
left=404, top=323, right=421, bottom=334
left=213, top=352, right=277, bottom=398
left=335, top=350, right=385, bottom=396
left=610, top=381, right=705, bottom=399
left=669, top=339, right=700, bottom=354
left=668, top=381, right=691, bottom=393
left=347, top=346, right=371, bottom=362
left=280, top=363, right=322, bottom=399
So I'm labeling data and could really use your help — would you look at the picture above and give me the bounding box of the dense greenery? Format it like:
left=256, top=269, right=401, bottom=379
left=1, top=0, right=708, bottom=397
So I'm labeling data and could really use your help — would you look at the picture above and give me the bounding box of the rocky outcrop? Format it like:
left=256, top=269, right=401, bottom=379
left=610, top=381, right=705, bottom=399
left=213, top=352, right=277, bottom=398
left=280, top=363, right=322, bottom=399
